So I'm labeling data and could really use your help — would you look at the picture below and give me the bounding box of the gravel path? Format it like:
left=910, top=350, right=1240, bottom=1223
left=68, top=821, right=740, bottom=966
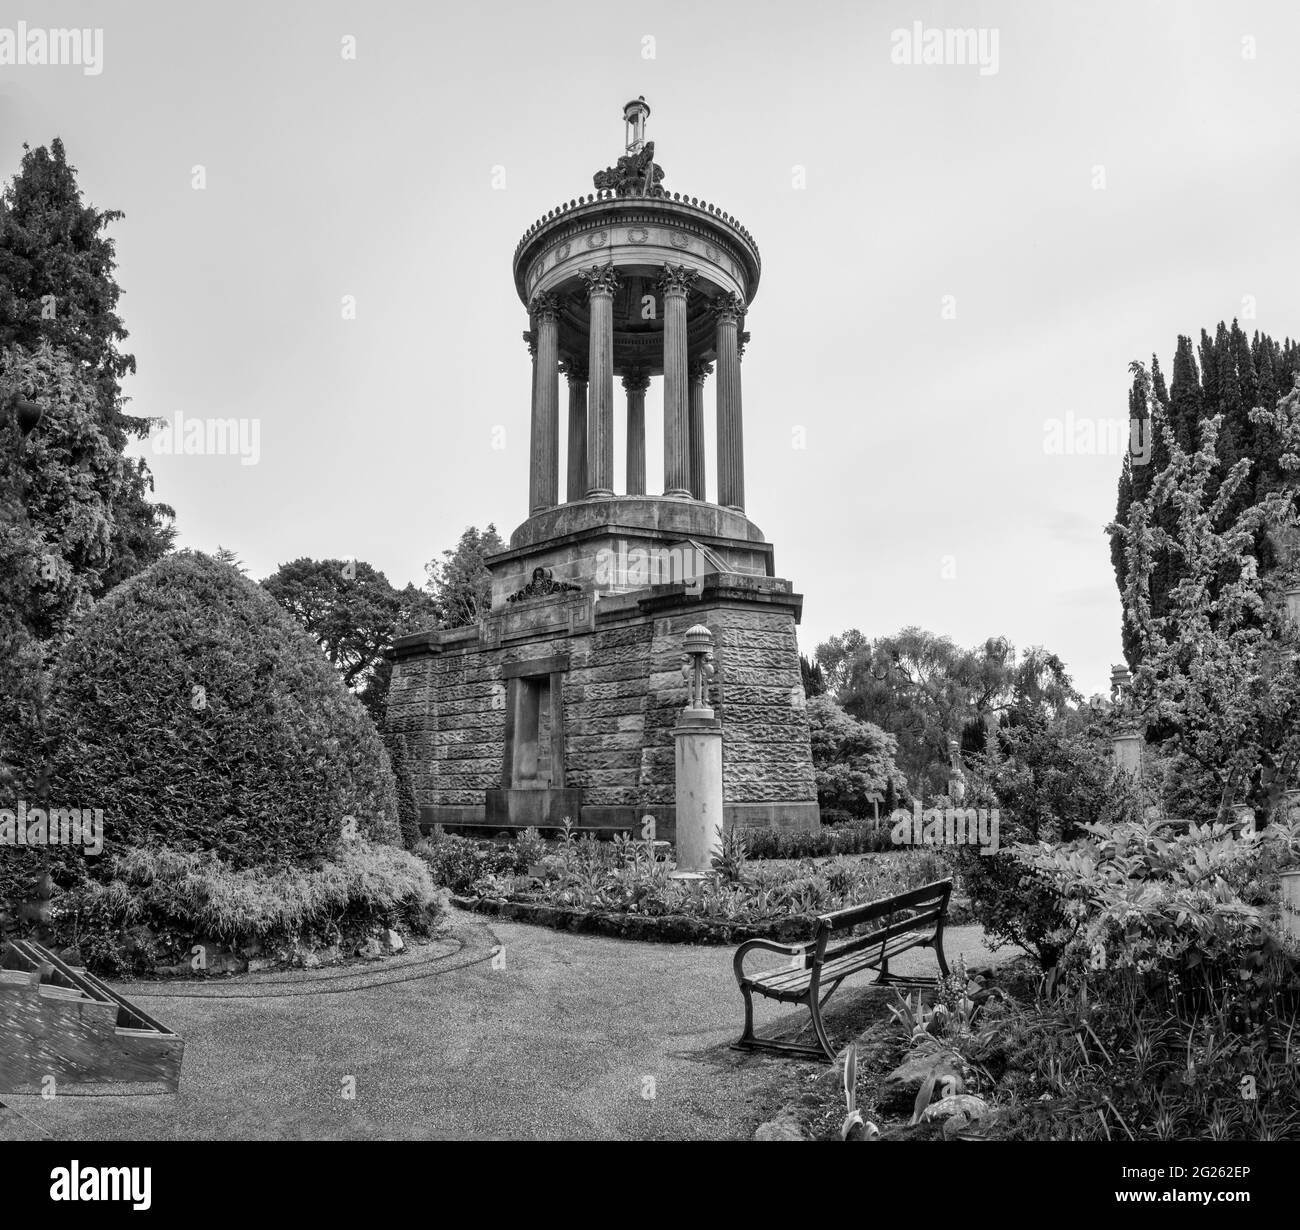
left=0, top=911, right=1005, bottom=1141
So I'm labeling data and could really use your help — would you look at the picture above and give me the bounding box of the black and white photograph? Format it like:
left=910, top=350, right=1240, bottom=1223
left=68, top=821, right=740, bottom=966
left=0, top=0, right=1297, bottom=1194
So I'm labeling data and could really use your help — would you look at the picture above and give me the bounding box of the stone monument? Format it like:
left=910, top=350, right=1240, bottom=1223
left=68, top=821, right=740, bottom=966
left=673, top=624, right=724, bottom=874
left=386, top=97, right=820, bottom=845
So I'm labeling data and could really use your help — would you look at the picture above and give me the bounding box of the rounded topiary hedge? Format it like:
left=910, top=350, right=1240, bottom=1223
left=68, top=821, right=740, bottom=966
left=44, top=550, right=400, bottom=875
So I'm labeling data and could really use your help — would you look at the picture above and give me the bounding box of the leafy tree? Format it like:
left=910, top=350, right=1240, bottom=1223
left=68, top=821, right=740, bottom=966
left=1110, top=361, right=1300, bottom=822
left=262, top=558, right=438, bottom=725
left=814, top=627, right=1077, bottom=796
left=806, top=696, right=907, bottom=817
left=799, top=652, right=826, bottom=698
left=1, top=341, right=127, bottom=799
left=0, top=139, right=174, bottom=587
left=425, top=524, right=504, bottom=628
left=213, top=545, right=247, bottom=574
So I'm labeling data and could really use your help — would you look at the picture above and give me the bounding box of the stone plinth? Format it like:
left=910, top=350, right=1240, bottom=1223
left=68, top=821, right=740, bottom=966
left=485, top=788, right=584, bottom=830
left=387, top=569, right=820, bottom=842
left=673, top=714, right=723, bottom=874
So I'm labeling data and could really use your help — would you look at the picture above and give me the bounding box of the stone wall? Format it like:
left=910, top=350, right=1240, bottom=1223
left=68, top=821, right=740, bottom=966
left=387, top=580, right=819, bottom=839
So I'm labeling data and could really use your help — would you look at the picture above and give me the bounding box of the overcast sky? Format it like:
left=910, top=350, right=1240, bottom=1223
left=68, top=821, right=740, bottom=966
left=2, top=0, right=1297, bottom=699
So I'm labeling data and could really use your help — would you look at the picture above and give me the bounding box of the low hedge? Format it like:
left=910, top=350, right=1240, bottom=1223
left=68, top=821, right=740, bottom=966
left=45, top=840, right=439, bottom=976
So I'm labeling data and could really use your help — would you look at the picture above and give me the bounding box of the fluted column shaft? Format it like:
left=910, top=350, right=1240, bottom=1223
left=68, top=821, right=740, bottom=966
left=715, top=293, right=745, bottom=512
left=623, top=370, right=649, bottom=495
left=563, top=359, right=588, bottom=502
left=581, top=266, right=619, bottom=498
left=528, top=293, right=560, bottom=514
left=688, top=358, right=711, bottom=501
left=659, top=265, right=695, bottom=498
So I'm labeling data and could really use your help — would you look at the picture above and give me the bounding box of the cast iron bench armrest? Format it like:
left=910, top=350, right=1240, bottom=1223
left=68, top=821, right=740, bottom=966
left=732, top=936, right=817, bottom=985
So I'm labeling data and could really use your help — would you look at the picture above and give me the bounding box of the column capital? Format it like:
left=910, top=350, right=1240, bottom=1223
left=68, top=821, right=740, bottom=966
left=689, top=357, right=713, bottom=383
left=522, top=329, right=535, bottom=357
left=579, top=264, right=621, bottom=297
left=738, top=329, right=751, bottom=359
left=561, top=357, right=588, bottom=383
left=528, top=291, right=561, bottom=320
left=713, top=292, right=745, bottom=324
left=658, top=263, right=697, bottom=296
left=621, top=368, right=651, bottom=395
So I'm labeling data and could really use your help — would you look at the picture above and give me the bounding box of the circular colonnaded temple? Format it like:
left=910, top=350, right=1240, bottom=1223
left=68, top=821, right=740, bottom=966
left=387, top=98, right=820, bottom=841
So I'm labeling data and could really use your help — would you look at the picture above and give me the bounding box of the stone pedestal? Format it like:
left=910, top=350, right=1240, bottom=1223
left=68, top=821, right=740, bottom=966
left=1280, top=870, right=1300, bottom=944
left=672, top=713, right=724, bottom=876
left=485, top=787, right=584, bottom=830
left=1112, top=731, right=1143, bottom=777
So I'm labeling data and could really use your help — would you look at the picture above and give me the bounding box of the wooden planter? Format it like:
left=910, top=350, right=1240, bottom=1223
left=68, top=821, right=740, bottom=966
left=0, top=940, right=183, bottom=1093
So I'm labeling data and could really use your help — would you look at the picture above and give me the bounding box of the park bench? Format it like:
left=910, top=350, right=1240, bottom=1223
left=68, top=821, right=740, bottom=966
left=731, top=877, right=953, bottom=1061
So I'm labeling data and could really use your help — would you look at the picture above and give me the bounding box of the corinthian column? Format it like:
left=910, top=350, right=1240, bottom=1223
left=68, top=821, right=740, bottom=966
left=527, top=292, right=560, bottom=514
left=562, top=358, right=588, bottom=502
left=659, top=264, right=695, bottom=498
left=622, top=369, right=650, bottom=495
left=688, top=357, right=711, bottom=501
left=580, top=265, right=619, bottom=498
left=714, top=292, right=745, bottom=512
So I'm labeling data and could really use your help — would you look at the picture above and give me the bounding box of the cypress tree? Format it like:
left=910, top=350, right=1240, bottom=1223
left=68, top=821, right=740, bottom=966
left=1115, top=324, right=1300, bottom=669
left=0, top=139, right=174, bottom=592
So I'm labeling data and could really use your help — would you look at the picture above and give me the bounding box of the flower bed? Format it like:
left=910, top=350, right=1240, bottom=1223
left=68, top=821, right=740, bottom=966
left=450, top=894, right=818, bottom=945
left=418, top=826, right=967, bottom=941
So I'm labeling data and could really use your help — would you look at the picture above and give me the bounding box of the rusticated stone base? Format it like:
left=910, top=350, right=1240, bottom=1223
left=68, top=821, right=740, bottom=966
left=386, top=548, right=820, bottom=842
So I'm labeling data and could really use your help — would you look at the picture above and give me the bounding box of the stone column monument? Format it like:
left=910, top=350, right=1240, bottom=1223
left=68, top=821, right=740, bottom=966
left=672, top=625, right=723, bottom=876
left=385, top=97, right=820, bottom=843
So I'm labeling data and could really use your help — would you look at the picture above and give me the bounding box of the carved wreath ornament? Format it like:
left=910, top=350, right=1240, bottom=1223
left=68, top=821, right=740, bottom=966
left=506, top=566, right=582, bottom=604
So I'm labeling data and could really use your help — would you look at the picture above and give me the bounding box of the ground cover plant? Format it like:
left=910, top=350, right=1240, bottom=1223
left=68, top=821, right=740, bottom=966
left=416, top=823, right=960, bottom=927
left=818, top=814, right=1300, bottom=1141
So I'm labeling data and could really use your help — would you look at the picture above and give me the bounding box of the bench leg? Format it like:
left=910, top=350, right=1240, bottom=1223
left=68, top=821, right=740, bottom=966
left=807, top=992, right=836, bottom=1061
left=737, top=983, right=755, bottom=1047
left=873, top=955, right=891, bottom=985
left=933, top=924, right=950, bottom=979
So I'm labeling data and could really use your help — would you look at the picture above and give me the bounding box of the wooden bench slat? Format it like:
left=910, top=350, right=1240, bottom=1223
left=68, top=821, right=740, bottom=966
left=750, top=907, right=943, bottom=981
left=817, top=878, right=952, bottom=932
left=752, top=928, right=928, bottom=993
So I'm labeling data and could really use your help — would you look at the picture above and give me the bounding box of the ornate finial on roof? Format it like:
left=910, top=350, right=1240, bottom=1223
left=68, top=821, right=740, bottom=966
left=592, top=97, right=664, bottom=195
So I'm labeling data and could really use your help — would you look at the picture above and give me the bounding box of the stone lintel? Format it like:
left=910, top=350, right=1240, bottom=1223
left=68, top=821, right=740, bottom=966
left=501, top=653, right=571, bottom=679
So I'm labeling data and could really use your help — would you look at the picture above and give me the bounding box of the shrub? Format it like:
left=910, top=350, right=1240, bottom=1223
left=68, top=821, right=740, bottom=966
left=385, top=735, right=422, bottom=850
left=807, top=696, right=908, bottom=816
left=982, top=815, right=1300, bottom=1140
left=743, top=818, right=895, bottom=860
left=818, top=807, right=855, bottom=826
left=516, top=825, right=546, bottom=867
left=1015, top=815, right=1300, bottom=988
left=957, top=712, right=1131, bottom=967
left=415, top=832, right=521, bottom=894
left=41, top=551, right=400, bottom=881
left=47, top=839, right=438, bottom=976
